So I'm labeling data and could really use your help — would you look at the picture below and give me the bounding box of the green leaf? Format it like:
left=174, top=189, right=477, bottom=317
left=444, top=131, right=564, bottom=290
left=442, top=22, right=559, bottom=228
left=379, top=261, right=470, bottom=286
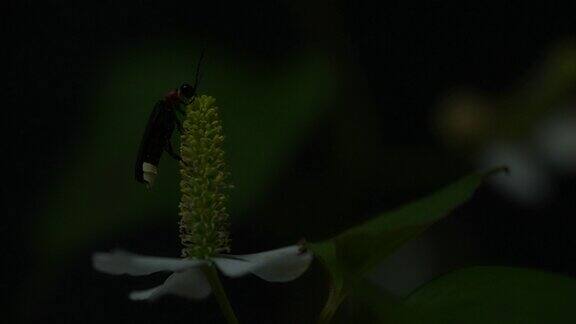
left=332, top=280, right=423, bottom=324
left=310, top=169, right=499, bottom=322
left=405, top=266, right=576, bottom=323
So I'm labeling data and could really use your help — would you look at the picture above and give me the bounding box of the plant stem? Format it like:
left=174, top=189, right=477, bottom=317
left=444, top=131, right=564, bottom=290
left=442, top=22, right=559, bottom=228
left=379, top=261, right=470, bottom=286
left=202, top=264, right=239, bottom=324
left=318, top=287, right=344, bottom=324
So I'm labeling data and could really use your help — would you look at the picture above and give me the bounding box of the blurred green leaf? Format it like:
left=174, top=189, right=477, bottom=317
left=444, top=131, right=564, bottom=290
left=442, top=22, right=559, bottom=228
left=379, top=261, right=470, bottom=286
left=405, top=266, right=576, bottom=323
left=205, top=54, right=336, bottom=213
left=33, top=41, right=336, bottom=260
left=310, top=169, right=499, bottom=322
left=497, top=42, right=576, bottom=138
left=331, top=280, right=422, bottom=324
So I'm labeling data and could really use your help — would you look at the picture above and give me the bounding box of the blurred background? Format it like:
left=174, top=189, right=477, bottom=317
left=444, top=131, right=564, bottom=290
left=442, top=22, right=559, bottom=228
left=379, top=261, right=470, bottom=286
left=4, top=1, right=576, bottom=323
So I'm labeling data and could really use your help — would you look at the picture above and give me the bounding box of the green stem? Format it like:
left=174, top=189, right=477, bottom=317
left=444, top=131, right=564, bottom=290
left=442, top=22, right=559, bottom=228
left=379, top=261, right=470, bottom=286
left=318, top=288, right=345, bottom=324
left=202, top=264, right=239, bottom=324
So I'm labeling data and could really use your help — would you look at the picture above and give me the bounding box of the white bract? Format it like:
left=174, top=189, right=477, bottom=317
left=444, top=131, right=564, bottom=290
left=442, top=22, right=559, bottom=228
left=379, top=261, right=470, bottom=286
left=534, top=112, right=576, bottom=173
left=480, top=110, right=576, bottom=206
left=93, top=245, right=313, bottom=301
left=480, top=142, right=553, bottom=205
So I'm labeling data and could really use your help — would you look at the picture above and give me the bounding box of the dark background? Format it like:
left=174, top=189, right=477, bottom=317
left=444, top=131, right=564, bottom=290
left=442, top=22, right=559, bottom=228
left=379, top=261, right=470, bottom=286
left=4, top=1, right=576, bottom=323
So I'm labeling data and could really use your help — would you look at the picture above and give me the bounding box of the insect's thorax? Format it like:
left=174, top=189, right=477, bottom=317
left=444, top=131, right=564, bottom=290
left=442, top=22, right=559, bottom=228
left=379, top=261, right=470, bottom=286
left=164, top=90, right=182, bottom=108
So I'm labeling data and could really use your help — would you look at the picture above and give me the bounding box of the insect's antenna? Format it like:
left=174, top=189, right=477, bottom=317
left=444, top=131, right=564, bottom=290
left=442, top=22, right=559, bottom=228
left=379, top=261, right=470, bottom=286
left=193, top=48, right=205, bottom=91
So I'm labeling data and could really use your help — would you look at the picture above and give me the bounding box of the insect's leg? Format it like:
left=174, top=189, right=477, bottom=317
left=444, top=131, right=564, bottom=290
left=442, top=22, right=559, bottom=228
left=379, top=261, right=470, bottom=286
left=165, top=139, right=182, bottom=162
left=176, top=104, right=186, bottom=113
left=173, top=114, right=184, bottom=134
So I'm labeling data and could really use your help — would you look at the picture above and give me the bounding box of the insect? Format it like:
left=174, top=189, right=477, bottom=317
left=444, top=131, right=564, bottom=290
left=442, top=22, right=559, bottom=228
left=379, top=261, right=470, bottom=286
left=135, top=52, right=204, bottom=188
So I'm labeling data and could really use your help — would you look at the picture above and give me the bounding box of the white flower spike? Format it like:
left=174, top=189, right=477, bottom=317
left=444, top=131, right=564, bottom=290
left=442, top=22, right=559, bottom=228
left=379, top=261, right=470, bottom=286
left=93, top=244, right=313, bottom=301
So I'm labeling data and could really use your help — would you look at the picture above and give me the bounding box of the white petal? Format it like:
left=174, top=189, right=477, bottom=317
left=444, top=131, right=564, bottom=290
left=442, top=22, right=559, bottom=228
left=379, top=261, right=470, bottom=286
left=211, top=257, right=253, bottom=278
left=128, top=286, right=162, bottom=301
left=479, top=142, right=552, bottom=205
left=129, top=268, right=212, bottom=301
left=534, top=113, right=576, bottom=173
left=93, top=250, right=205, bottom=275
left=214, top=245, right=313, bottom=282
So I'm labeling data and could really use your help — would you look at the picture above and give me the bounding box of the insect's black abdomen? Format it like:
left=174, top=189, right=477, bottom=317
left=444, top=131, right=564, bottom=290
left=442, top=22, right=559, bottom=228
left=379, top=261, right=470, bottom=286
left=135, top=100, right=177, bottom=185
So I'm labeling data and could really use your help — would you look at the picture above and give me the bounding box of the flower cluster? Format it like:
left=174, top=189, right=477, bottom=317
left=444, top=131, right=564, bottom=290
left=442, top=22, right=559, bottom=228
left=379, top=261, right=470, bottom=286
left=179, top=95, right=231, bottom=258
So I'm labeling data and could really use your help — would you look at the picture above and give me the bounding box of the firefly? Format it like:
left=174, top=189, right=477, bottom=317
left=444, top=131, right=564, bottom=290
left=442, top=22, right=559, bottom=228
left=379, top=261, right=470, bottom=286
left=135, top=53, right=204, bottom=188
